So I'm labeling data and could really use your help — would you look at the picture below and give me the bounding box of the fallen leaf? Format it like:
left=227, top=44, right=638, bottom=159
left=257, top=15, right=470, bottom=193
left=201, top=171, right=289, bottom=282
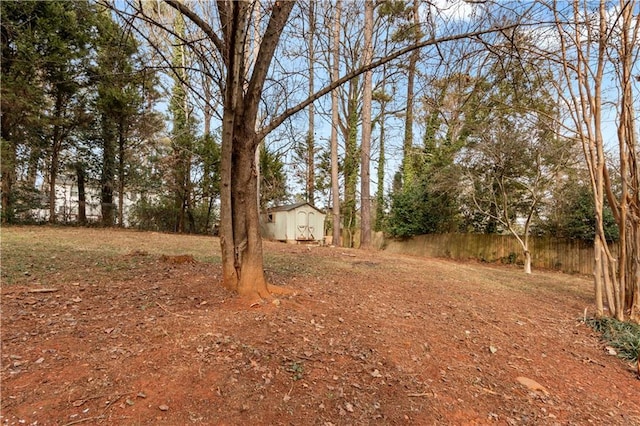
left=605, top=346, right=617, bottom=356
left=516, top=376, right=549, bottom=395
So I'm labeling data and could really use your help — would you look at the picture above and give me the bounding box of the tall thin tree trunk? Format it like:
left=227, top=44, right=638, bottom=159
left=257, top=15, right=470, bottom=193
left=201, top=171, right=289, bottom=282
left=306, top=1, right=316, bottom=205
left=76, top=164, right=86, bottom=224
left=617, top=0, right=639, bottom=321
left=401, top=0, right=420, bottom=187
left=203, top=80, right=214, bottom=231
left=375, top=31, right=391, bottom=233
left=375, top=101, right=386, bottom=232
left=555, top=1, right=624, bottom=319
left=343, top=81, right=359, bottom=249
left=330, top=0, right=342, bottom=246
left=101, top=117, right=115, bottom=227
left=359, top=0, right=374, bottom=249
left=117, top=120, right=126, bottom=227
left=48, top=148, right=59, bottom=224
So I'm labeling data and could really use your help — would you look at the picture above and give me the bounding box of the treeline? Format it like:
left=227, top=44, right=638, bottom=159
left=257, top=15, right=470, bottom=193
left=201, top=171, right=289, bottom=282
left=0, top=0, right=287, bottom=233
left=1, top=0, right=617, bottom=241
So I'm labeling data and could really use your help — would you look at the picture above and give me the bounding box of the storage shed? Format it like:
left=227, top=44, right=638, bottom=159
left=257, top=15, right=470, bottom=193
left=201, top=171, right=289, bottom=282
left=261, top=202, right=325, bottom=244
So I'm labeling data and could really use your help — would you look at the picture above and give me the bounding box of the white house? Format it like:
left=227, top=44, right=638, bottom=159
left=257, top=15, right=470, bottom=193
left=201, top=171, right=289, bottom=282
left=261, top=202, right=326, bottom=244
left=30, top=174, right=140, bottom=226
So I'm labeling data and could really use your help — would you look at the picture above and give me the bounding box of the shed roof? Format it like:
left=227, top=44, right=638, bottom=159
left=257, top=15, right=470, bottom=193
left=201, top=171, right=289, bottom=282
left=267, top=202, right=325, bottom=214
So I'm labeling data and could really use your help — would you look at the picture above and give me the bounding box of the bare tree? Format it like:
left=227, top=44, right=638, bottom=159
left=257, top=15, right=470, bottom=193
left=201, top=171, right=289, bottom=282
left=550, top=0, right=639, bottom=321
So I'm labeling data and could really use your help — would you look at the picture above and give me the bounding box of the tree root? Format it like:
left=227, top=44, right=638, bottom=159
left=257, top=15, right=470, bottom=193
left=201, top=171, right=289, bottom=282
left=267, top=284, right=296, bottom=296
left=238, top=284, right=297, bottom=308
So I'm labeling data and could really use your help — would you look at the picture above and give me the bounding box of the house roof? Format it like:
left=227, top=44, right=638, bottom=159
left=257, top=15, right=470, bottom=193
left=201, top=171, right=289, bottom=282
left=268, top=202, right=325, bottom=214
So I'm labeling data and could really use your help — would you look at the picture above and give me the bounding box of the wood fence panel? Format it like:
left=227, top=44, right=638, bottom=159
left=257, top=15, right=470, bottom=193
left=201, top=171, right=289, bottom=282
left=378, top=233, right=618, bottom=275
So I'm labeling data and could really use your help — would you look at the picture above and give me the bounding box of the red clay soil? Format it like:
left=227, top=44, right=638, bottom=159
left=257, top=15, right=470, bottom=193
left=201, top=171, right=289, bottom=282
left=1, top=230, right=639, bottom=425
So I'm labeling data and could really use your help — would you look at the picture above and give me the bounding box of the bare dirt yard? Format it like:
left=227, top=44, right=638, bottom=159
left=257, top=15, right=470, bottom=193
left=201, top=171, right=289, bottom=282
left=1, top=226, right=639, bottom=425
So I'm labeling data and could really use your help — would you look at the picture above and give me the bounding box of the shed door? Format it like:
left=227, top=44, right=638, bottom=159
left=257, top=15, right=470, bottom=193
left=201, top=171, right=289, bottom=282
left=296, top=210, right=313, bottom=240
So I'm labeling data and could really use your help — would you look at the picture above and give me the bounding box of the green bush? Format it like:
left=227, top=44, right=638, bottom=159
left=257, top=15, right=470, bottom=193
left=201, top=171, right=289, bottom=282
left=385, top=181, right=459, bottom=239
left=129, top=197, right=179, bottom=232
left=586, top=316, right=640, bottom=363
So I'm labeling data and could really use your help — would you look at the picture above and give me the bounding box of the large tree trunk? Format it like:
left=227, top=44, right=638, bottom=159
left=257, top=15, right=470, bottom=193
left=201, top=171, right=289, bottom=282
left=218, top=0, right=249, bottom=294
left=215, top=0, right=295, bottom=300
left=222, top=121, right=269, bottom=298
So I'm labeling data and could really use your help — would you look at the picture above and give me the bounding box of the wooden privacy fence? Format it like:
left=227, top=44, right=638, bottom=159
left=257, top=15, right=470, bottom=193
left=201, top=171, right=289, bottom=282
left=375, top=232, right=618, bottom=275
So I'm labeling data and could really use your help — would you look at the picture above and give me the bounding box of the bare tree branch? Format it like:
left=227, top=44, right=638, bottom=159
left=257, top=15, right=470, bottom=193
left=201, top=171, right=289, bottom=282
left=164, top=0, right=225, bottom=61
left=258, top=21, right=526, bottom=140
